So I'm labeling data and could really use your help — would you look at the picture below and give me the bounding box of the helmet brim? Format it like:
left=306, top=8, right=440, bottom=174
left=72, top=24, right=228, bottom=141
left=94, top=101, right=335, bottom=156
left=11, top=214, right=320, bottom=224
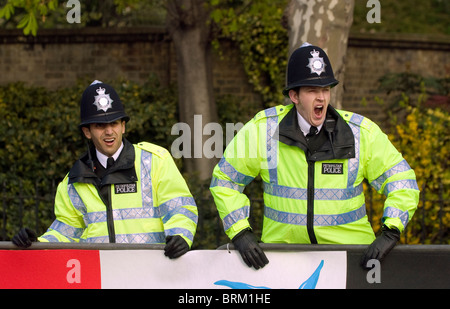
left=79, top=111, right=130, bottom=128
left=282, top=78, right=339, bottom=97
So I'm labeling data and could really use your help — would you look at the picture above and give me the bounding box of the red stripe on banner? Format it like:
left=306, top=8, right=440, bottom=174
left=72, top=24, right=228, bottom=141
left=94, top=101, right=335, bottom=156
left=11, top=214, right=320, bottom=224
left=0, top=250, right=101, bottom=289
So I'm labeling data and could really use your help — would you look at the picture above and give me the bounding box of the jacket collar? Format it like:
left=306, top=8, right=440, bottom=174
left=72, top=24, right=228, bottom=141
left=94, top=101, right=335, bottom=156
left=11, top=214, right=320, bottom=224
left=96, top=142, right=124, bottom=169
left=276, top=104, right=355, bottom=161
left=68, top=138, right=137, bottom=185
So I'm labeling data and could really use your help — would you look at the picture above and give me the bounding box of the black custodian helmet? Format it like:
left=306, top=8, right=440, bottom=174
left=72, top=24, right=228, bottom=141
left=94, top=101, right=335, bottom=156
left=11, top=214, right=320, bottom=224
left=79, top=80, right=130, bottom=127
left=283, top=42, right=339, bottom=97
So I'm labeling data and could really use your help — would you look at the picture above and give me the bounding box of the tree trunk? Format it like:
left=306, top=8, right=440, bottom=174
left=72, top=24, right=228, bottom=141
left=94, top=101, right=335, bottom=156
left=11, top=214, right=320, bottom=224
left=166, top=0, right=218, bottom=180
left=284, top=0, right=355, bottom=109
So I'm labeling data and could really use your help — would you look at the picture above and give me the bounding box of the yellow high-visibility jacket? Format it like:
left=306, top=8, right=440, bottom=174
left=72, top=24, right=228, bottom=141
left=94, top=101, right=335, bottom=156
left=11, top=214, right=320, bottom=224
left=39, top=139, right=198, bottom=247
left=210, top=104, right=419, bottom=244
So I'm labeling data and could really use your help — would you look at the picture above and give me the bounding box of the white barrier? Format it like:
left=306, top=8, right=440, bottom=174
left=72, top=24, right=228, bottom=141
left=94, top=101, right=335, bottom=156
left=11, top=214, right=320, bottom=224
left=1, top=242, right=449, bottom=289
left=0, top=248, right=346, bottom=289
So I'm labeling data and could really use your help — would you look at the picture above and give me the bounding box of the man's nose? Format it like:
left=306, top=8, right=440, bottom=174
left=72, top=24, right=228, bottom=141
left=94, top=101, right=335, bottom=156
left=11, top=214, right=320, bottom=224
left=105, top=124, right=113, bottom=134
left=316, top=89, right=326, bottom=101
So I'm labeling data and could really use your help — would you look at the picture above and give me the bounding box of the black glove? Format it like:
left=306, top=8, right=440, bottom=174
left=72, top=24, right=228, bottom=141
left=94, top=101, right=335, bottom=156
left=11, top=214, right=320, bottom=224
left=361, top=225, right=400, bottom=269
left=232, top=229, right=269, bottom=270
left=12, top=228, right=38, bottom=248
left=164, top=235, right=190, bottom=259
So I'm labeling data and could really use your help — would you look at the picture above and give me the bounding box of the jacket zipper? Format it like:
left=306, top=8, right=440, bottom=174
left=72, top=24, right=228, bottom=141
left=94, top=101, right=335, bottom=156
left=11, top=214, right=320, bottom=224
left=105, top=187, right=116, bottom=243
left=307, top=160, right=318, bottom=244
left=97, top=183, right=116, bottom=243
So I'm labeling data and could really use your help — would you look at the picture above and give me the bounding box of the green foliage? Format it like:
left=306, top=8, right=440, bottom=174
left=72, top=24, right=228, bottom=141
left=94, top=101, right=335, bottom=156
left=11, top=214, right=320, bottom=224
left=0, top=0, right=58, bottom=35
left=0, top=77, right=178, bottom=239
left=0, top=82, right=81, bottom=237
left=0, top=0, right=167, bottom=33
left=365, top=73, right=449, bottom=244
left=209, top=0, right=289, bottom=108
left=390, top=103, right=449, bottom=244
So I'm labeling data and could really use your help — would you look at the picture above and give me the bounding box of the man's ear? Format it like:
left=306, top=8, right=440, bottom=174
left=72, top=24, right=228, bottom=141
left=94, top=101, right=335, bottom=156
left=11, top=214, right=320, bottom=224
left=289, top=89, right=300, bottom=105
left=81, top=126, right=91, bottom=139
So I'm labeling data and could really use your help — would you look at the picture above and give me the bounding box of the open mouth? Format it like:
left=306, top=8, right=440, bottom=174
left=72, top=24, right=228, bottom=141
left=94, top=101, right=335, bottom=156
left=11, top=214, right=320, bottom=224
left=314, top=105, right=324, bottom=118
left=104, top=138, right=115, bottom=146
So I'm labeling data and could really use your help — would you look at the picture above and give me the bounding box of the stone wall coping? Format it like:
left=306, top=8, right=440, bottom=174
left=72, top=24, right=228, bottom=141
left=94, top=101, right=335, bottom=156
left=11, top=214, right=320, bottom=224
left=0, top=26, right=169, bottom=44
left=348, top=31, right=450, bottom=51
left=0, top=26, right=448, bottom=51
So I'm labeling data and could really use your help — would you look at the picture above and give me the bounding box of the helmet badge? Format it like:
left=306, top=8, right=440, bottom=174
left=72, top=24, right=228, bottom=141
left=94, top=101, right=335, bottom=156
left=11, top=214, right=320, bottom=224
left=93, top=87, right=114, bottom=112
left=307, top=49, right=327, bottom=76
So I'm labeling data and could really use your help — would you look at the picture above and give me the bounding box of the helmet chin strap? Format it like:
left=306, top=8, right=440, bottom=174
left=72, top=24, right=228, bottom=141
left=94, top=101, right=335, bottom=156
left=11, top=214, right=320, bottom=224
left=325, top=116, right=336, bottom=159
left=85, top=139, right=95, bottom=173
left=79, top=124, right=95, bottom=172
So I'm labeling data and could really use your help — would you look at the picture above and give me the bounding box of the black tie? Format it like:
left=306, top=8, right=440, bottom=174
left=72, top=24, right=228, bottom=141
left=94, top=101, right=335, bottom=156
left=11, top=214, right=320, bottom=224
left=106, top=157, right=115, bottom=169
left=306, top=126, right=318, bottom=137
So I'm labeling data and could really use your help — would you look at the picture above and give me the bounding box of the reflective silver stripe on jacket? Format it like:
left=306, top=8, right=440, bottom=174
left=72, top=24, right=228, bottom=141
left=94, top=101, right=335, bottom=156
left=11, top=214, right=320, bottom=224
left=265, top=204, right=367, bottom=226
left=370, top=160, right=412, bottom=191
left=263, top=182, right=363, bottom=200
left=222, top=206, right=250, bottom=231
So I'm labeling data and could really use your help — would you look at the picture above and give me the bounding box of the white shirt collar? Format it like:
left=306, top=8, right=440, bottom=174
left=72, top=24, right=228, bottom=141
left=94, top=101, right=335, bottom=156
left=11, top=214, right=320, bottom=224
left=297, top=111, right=323, bottom=136
left=96, top=142, right=124, bottom=169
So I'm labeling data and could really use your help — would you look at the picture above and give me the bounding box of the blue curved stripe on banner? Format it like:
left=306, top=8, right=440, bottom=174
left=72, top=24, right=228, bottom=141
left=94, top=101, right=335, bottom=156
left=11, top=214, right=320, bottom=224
left=214, top=260, right=324, bottom=289
left=298, top=260, right=324, bottom=289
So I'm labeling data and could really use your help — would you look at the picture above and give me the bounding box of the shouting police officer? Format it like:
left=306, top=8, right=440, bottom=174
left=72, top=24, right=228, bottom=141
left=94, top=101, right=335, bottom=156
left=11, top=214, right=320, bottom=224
left=210, top=43, right=419, bottom=269
left=13, top=81, right=198, bottom=259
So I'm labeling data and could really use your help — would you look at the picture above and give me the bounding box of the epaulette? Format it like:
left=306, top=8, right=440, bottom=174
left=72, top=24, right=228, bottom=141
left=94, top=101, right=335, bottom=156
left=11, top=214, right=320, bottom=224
left=338, top=110, right=375, bottom=131
left=136, top=142, right=169, bottom=158
left=253, top=104, right=292, bottom=121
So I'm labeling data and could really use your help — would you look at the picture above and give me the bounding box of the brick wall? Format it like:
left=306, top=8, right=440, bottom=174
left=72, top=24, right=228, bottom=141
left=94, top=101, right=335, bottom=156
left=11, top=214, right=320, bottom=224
left=0, top=27, right=448, bottom=127
left=344, top=33, right=449, bottom=123
left=0, top=27, right=175, bottom=90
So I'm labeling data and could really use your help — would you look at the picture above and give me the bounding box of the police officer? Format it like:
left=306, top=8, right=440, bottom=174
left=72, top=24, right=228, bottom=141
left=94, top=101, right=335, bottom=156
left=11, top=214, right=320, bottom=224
left=13, top=81, right=198, bottom=259
left=210, top=43, right=419, bottom=269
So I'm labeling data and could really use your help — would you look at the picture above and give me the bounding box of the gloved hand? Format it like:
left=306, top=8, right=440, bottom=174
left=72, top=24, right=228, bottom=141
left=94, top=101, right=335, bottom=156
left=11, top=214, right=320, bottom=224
left=232, top=229, right=269, bottom=270
left=361, top=225, right=400, bottom=269
left=164, top=235, right=190, bottom=259
left=12, top=228, right=38, bottom=248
